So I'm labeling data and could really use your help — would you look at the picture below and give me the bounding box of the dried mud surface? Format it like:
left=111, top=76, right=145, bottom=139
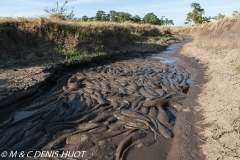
left=0, top=39, right=194, bottom=159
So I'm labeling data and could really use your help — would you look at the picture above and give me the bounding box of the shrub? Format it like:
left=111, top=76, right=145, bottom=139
left=44, top=1, right=74, bottom=20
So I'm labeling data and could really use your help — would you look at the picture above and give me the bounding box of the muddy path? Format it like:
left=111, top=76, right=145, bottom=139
left=0, top=38, right=194, bottom=160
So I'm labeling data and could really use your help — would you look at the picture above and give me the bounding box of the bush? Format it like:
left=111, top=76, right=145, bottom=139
left=44, top=1, right=74, bottom=20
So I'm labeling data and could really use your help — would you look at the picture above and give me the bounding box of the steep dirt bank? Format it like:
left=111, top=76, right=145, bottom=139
left=0, top=18, right=178, bottom=69
left=176, top=19, right=240, bottom=159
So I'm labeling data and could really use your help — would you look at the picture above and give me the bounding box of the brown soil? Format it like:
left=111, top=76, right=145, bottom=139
left=172, top=19, right=240, bottom=160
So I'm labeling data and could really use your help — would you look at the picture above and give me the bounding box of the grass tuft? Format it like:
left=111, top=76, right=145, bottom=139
left=54, top=47, right=106, bottom=61
left=232, top=116, right=240, bottom=134
left=236, top=66, right=240, bottom=72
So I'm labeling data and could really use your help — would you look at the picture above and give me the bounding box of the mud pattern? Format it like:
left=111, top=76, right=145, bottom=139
left=0, top=57, right=190, bottom=159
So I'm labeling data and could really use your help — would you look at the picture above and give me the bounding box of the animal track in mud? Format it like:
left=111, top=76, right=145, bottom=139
left=0, top=57, right=190, bottom=160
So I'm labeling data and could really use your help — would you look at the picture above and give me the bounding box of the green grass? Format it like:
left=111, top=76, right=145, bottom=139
left=212, top=131, right=225, bottom=141
left=236, top=66, right=240, bottom=72
left=214, top=48, right=222, bottom=54
left=137, top=34, right=178, bottom=44
left=232, top=116, right=240, bottom=134
left=54, top=47, right=106, bottom=61
left=219, top=146, right=240, bottom=158
left=212, top=118, right=240, bottom=158
left=145, top=36, right=160, bottom=44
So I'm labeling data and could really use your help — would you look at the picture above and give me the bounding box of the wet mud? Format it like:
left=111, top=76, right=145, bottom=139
left=0, top=39, right=192, bottom=160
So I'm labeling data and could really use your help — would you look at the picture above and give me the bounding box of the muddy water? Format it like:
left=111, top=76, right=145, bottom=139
left=0, top=38, right=191, bottom=160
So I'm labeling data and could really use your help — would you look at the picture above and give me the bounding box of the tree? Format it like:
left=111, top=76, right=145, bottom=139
left=202, top=16, right=211, bottom=23
left=131, top=15, right=141, bottom=23
left=95, top=10, right=110, bottom=21
left=103, top=14, right=110, bottom=21
left=44, top=1, right=74, bottom=20
left=165, top=18, right=174, bottom=26
left=143, top=12, right=160, bottom=25
left=115, top=12, right=132, bottom=22
left=95, top=10, right=106, bottom=21
left=88, top=17, right=95, bottom=21
left=213, top=13, right=225, bottom=20
left=81, top=15, right=88, bottom=22
left=185, top=3, right=210, bottom=25
left=232, top=10, right=240, bottom=17
left=159, top=16, right=166, bottom=25
left=109, top=10, right=117, bottom=22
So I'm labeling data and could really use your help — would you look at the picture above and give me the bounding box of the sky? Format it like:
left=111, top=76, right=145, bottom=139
left=0, top=0, right=240, bottom=26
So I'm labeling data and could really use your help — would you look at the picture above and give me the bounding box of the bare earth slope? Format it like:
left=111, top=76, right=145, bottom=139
left=179, top=19, right=240, bottom=159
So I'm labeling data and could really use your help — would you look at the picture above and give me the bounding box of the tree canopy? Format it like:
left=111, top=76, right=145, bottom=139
left=232, top=10, right=240, bottom=17
left=131, top=15, right=141, bottom=23
left=213, top=13, right=225, bottom=20
left=44, top=2, right=174, bottom=25
left=165, top=18, right=174, bottom=26
left=79, top=10, right=174, bottom=25
left=143, top=12, right=160, bottom=25
left=185, top=3, right=211, bottom=25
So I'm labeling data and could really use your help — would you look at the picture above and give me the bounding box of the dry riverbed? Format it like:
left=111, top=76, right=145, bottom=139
left=0, top=38, right=196, bottom=159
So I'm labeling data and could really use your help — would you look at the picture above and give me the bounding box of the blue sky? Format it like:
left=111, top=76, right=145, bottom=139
left=1, top=0, right=240, bottom=26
